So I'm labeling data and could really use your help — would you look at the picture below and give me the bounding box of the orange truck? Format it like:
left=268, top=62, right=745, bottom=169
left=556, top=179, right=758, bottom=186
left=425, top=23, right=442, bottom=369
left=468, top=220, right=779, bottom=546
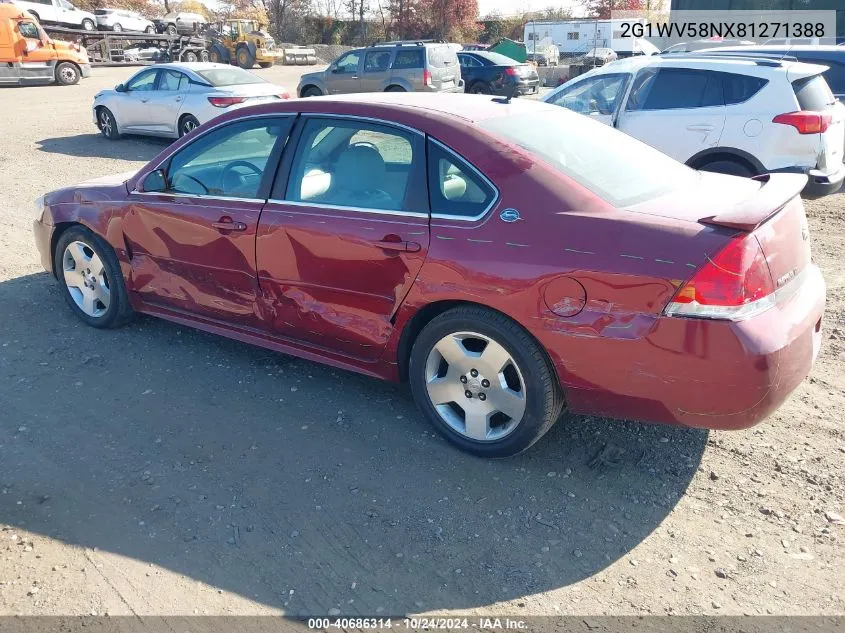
left=0, top=4, right=91, bottom=85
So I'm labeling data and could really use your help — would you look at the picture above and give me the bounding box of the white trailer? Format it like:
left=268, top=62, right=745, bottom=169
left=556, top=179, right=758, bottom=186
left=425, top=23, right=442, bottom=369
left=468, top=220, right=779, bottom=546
left=524, top=18, right=647, bottom=58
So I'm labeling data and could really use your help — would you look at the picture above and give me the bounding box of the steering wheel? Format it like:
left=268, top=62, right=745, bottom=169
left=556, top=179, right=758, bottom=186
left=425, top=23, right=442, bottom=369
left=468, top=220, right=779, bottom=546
left=350, top=141, right=379, bottom=151
left=220, top=160, right=262, bottom=193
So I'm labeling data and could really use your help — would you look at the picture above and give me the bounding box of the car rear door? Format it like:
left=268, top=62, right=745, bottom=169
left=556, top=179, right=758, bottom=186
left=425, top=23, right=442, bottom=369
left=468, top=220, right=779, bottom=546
left=616, top=66, right=726, bottom=163
left=124, top=115, right=293, bottom=325
left=255, top=115, right=430, bottom=361
left=359, top=49, right=392, bottom=92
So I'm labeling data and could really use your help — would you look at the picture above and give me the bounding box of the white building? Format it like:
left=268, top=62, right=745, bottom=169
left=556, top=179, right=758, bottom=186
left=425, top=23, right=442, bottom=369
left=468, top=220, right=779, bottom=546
left=523, top=18, right=648, bottom=57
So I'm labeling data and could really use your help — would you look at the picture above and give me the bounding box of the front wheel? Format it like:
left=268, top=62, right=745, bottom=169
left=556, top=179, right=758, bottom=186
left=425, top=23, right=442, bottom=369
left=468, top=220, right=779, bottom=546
left=236, top=46, right=255, bottom=69
left=112, top=23, right=123, bottom=32
left=409, top=306, right=564, bottom=457
left=54, top=226, right=134, bottom=329
left=55, top=62, right=80, bottom=86
left=166, top=24, right=177, bottom=36
left=97, top=107, right=120, bottom=139
left=300, top=85, right=322, bottom=97
left=258, top=61, right=274, bottom=69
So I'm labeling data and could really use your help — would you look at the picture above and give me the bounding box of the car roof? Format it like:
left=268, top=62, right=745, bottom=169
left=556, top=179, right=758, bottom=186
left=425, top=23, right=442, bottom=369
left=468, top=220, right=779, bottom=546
left=295, top=92, right=565, bottom=124
left=705, top=45, right=844, bottom=55
left=586, top=54, right=816, bottom=75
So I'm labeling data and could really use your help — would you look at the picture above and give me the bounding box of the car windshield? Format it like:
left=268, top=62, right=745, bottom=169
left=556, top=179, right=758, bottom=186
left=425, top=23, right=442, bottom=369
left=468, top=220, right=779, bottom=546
left=478, top=109, right=698, bottom=207
left=196, top=67, right=265, bottom=86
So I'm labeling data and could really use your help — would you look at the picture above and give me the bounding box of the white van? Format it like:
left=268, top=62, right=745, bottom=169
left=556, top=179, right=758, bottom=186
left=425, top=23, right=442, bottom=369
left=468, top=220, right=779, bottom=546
left=13, top=0, right=97, bottom=30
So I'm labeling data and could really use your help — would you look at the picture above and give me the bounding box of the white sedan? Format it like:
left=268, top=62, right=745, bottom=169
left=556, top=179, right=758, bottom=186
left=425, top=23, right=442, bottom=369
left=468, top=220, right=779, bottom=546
left=93, top=63, right=290, bottom=140
left=94, top=8, right=155, bottom=33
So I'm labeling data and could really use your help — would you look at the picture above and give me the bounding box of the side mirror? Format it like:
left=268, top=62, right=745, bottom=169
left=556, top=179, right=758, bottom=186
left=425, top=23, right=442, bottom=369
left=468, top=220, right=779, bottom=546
left=115, top=83, right=126, bottom=92
left=330, top=67, right=341, bottom=73
left=139, top=169, right=167, bottom=193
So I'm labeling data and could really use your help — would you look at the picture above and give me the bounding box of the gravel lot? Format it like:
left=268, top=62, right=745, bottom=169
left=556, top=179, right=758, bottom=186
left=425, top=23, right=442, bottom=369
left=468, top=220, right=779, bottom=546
left=0, top=66, right=843, bottom=617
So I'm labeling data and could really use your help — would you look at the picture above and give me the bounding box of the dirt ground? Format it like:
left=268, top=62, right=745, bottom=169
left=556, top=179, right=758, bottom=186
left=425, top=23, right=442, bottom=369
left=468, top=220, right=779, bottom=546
left=0, top=66, right=843, bottom=618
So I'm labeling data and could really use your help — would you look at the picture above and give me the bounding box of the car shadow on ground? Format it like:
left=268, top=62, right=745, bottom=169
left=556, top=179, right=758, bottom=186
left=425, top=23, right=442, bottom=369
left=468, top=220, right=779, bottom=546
left=36, top=134, right=171, bottom=161
left=0, top=272, right=708, bottom=615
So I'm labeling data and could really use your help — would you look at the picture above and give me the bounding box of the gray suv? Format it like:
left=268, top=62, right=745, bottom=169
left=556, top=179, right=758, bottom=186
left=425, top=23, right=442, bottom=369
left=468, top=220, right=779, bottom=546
left=298, top=41, right=463, bottom=97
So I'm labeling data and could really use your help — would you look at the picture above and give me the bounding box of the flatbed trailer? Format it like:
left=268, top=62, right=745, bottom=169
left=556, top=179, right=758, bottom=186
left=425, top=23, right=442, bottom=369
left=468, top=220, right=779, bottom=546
left=42, top=26, right=208, bottom=65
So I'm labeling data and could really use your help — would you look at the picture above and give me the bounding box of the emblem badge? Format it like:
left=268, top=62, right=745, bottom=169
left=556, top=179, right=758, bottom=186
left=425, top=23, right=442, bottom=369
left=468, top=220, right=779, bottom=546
left=500, top=208, right=521, bottom=223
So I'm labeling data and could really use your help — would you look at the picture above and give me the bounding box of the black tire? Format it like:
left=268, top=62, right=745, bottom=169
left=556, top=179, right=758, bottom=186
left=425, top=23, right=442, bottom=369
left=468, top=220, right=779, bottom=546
left=97, top=107, right=120, bottom=139
left=145, top=25, right=154, bottom=34
left=470, top=82, right=491, bottom=95
left=54, top=226, right=134, bottom=330
left=166, top=24, right=177, bottom=36
left=385, top=85, right=406, bottom=92
left=55, top=62, right=80, bottom=86
left=183, top=50, right=198, bottom=63
left=179, top=114, right=200, bottom=138
left=209, top=48, right=223, bottom=63
left=300, top=85, right=322, bottom=98
left=200, top=49, right=210, bottom=62
left=112, top=23, right=123, bottom=32
left=258, top=61, right=273, bottom=69
left=698, top=160, right=755, bottom=178
left=408, top=306, right=564, bottom=458
left=236, top=46, right=255, bottom=69
left=81, top=18, right=95, bottom=31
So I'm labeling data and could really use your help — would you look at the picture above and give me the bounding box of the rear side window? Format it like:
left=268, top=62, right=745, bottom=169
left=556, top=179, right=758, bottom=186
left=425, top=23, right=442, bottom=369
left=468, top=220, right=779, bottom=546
left=792, top=75, right=835, bottom=110
left=722, top=73, right=768, bottom=105
left=629, top=68, right=722, bottom=111
left=427, top=140, right=496, bottom=219
left=393, top=49, right=424, bottom=69
left=428, top=46, right=458, bottom=68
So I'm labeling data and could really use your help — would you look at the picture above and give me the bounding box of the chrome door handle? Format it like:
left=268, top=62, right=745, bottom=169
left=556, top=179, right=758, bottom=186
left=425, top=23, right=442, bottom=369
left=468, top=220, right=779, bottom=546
left=212, top=221, right=247, bottom=232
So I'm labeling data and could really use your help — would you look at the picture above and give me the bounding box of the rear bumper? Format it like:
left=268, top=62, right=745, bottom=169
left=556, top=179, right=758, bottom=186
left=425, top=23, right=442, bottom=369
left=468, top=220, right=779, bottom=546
left=546, top=265, right=826, bottom=430
left=427, top=81, right=465, bottom=93
left=770, top=162, right=845, bottom=198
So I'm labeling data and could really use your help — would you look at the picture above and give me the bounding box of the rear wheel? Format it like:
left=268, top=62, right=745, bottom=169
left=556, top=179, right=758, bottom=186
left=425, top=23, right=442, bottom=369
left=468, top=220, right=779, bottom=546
left=470, top=82, right=491, bottom=95
left=55, top=62, right=80, bottom=86
left=183, top=50, right=198, bottom=63
left=179, top=114, right=200, bottom=138
left=200, top=49, right=210, bottom=62
left=112, top=23, right=123, bottom=32
left=236, top=46, right=255, bottom=69
left=698, top=159, right=755, bottom=178
left=301, top=85, right=322, bottom=97
left=385, top=85, right=406, bottom=92
left=55, top=226, right=134, bottom=329
left=81, top=18, right=95, bottom=31
left=209, top=48, right=223, bottom=63
left=409, top=306, right=564, bottom=457
left=97, top=107, right=120, bottom=139
left=166, top=23, right=177, bottom=36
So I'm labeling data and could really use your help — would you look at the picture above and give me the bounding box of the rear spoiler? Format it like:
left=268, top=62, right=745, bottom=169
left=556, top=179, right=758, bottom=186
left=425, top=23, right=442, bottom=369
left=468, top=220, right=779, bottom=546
left=698, top=173, right=807, bottom=231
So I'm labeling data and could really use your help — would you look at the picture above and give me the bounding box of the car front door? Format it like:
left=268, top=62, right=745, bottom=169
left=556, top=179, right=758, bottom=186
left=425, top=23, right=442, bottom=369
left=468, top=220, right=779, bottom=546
left=144, top=68, right=187, bottom=135
left=256, top=115, right=430, bottom=360
left=118, top=68, right=159, bottom=130
left=124, top=116, right=293, bottom=325
left=545, top=72, right=631, bottom=126
left=615, top=67, right=726, bottom=163
left=326, top=50, right=362, bottom=94
left=359, top=49, right=392, bottom=92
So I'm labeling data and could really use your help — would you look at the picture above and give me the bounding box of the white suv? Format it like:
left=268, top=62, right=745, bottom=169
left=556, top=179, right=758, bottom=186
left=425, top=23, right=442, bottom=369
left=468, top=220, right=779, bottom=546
left=543, top=55, right=845, bottom=197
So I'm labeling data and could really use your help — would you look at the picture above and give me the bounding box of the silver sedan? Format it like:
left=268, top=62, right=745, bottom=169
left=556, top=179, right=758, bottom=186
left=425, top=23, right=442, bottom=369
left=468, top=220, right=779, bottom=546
left=92, top=63, right=290, bottom=140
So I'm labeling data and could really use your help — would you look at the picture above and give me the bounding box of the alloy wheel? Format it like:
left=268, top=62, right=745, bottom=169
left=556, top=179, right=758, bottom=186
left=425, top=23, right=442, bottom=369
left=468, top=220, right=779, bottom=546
left=99, top=110, right=113, bottom=136
left=62, top=241, right=110, bottom=318
left=424, top=331, right=526, bottom=442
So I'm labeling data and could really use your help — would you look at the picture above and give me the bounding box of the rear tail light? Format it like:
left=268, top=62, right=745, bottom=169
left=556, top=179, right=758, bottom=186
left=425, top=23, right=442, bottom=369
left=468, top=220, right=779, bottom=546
left=423, top=69, right=432, bottom=87
left=505, top=67, right=517, bottom=76
left=773, top=111, right=832, bottom=134
left=664, top=234, right=777, bottom=321
left=207, top=96, right=247, bottom=107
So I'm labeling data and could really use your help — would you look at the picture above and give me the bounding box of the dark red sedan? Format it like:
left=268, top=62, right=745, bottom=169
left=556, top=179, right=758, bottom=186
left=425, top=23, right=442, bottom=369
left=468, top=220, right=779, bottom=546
left=33, top=93, right=825, bottom=457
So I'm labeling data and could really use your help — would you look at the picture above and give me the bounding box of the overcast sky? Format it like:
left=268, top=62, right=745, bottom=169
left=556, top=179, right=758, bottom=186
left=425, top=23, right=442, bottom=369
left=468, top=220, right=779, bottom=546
left=477, top=0, right=586, bottom=18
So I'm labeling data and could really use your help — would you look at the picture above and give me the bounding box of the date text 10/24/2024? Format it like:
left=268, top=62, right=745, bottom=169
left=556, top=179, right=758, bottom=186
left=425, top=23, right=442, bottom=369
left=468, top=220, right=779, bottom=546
left=307, top=617, right=529, bottom=630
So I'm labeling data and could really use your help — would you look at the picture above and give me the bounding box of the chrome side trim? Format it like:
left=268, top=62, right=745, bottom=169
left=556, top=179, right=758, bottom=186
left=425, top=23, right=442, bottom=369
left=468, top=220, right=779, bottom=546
left=131, top=191, right=265, bottom=204
left=267, top=199, right=428, bottom=219
left=428, top=137, right=500, bottom=223
left=304, top=112, right=424, bottom=137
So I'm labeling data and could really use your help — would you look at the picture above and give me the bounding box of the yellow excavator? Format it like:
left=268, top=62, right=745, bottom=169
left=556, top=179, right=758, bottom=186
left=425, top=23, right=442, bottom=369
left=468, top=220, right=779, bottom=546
left=206, top=19, right=282, bottom=69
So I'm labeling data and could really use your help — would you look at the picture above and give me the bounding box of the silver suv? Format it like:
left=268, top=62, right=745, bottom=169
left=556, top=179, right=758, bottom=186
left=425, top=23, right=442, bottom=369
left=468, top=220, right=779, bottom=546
left=298, top=41, right=463, bottom=97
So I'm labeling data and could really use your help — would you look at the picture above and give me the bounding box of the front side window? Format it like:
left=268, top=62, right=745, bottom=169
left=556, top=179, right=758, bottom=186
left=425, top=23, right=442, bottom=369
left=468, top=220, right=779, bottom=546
left=158, top=70, right=186, bottom=91
left=627, top=68, right=722, bottom=111
left=549, top=73, right=630, bottom=116
left=19, top=22, right=40, bottom=39
left=458, top=54, right=480, bottom=68
left=286, top=118, right=417, bottom=211
left=393, top=49, right=424, bottom=69
left=427, top=140, right=496, bottom=219
left=127, top=69, right=158, bottom=92
left=164, top=118, right=291, bottom=198
left=334, top=51, right=360, bottom=74
left=364, top=50, right=391, bottom=72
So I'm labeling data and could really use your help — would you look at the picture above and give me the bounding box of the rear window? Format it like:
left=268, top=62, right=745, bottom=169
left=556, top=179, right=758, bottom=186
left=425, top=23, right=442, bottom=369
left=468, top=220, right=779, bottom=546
left=478, top=109, right=698, bottom=207
left=428, top=45, right=458, bottom=68
left=792, top=74, right=835, bottom=110
left=196, top=67, right=265, bottom=86
left=722, top=73, right=768, bottom=105
left=393, top=49, right=424, bottom=69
